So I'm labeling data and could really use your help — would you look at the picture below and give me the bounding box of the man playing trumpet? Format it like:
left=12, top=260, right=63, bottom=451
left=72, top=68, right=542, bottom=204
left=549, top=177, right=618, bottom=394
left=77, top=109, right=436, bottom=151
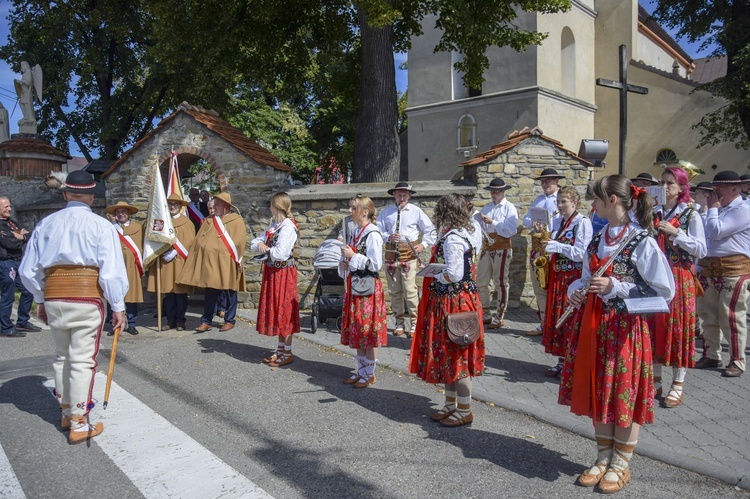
left=474, top=178, right=518, bottom=328
left=523, top=168, right=564, bottom=335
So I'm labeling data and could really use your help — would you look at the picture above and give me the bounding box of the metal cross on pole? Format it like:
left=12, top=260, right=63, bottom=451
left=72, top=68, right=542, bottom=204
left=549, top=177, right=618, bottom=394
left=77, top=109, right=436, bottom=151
left=596, top=44, right=648, bottom=175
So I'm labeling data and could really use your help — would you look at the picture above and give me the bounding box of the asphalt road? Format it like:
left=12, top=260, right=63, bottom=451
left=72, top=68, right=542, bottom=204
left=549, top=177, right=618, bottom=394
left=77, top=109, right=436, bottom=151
left=0, top=314, right=746, bottom=498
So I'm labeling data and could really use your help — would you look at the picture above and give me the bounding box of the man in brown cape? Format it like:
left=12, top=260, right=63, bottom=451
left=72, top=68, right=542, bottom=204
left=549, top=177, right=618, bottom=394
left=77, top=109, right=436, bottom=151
left=106, top=201, right=144, bottom=335
left=147, top=194, right=196, bottom=331
left=177, top=192, right=247, bottom=332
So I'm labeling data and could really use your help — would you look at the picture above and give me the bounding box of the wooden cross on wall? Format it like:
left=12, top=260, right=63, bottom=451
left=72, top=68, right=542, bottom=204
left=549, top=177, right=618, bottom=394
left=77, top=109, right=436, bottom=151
left=596, top=44, right=648, bottom=175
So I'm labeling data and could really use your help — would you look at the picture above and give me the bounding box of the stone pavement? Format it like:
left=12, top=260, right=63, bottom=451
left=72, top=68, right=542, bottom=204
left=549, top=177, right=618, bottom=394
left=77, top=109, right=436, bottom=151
left=237, top=306, right=750, bottom=490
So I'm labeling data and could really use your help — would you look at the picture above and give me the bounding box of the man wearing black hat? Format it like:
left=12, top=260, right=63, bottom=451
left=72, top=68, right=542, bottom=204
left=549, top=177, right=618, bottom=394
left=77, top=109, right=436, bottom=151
left=376, top=182, right=435, bottom=338
left=694, top=171, right=750, bottom=378
left=630, top=172, right=659, bottom=188
left=474, top=178, right=518, bottom=328
left=19, top=170, right=129, bottom=444
left=0, top=196, right=40, bottom=337
left=522, top=168, right=563, bottom=335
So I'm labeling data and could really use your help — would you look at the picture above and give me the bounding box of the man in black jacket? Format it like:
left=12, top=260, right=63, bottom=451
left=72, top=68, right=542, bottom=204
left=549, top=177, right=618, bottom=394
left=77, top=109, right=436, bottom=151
left=0, top=197, right=40, bottom=337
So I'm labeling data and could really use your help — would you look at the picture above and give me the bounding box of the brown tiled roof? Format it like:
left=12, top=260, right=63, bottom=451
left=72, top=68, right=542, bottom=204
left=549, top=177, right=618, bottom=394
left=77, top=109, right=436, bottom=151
left=102, top=102, right=291, bottom=178
left=638, top=5, right=692, bottom=64
left=460, top=127, right=591, bottom=168
left=691, top=56, right=727, bottom=84
left=0, top=138, right=71, bottom=159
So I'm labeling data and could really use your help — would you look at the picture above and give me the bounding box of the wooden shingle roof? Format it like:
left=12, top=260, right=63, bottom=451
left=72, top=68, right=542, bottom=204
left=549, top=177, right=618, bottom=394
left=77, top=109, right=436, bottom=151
left=460, top=127, right=591, bottom=168
left=102, top=102, right=291, bottom=178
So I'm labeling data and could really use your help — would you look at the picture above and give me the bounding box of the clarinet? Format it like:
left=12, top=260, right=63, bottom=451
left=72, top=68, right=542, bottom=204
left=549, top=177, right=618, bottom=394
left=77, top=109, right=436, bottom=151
left=555, top=228, right=645, bottom=329
left=385, top=206, right=401, bottom=262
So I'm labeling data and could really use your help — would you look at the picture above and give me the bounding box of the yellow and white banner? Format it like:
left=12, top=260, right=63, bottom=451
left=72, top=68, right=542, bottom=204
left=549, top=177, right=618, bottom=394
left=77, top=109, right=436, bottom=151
left=143, top=160, right=176, bottom=269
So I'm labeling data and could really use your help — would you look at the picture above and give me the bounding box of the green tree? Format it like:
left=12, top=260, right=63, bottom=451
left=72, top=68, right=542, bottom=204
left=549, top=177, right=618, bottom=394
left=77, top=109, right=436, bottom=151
left=649, top=1, right=750, bottom=150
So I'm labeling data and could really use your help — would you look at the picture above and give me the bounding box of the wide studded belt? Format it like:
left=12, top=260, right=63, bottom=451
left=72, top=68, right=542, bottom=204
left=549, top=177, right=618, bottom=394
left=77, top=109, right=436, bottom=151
left=44, top=265, right=103, bottom=300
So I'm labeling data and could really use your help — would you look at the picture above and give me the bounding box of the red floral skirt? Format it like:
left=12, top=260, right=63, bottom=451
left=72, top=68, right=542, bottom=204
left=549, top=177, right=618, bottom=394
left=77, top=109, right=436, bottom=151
left=650, top=265, right=696, bottom=368
left=340, top=276, right=388, bottom=349
left=408, top=288, right=485, bottom=384
left=256, top=265, right=300, bottom=337
left=558, top=300, right=655, bottom=427
left=542, top=267, right=580, bottom=357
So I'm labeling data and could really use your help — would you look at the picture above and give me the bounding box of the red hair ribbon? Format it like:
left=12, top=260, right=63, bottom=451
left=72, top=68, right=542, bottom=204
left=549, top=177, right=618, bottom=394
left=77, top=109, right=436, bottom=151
left=631, top=185, right=646, bottom=199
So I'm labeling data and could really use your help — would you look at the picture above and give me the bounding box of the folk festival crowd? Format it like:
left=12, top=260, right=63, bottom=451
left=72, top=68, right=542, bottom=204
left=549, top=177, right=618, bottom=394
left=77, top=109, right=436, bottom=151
left=4, top=162, right=750, bottom=493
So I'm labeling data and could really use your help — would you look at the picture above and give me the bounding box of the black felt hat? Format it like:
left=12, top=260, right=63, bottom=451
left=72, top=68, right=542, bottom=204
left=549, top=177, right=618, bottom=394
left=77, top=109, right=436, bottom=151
left=387, top=182, right=416, bottom=195
left=711, top=171, right=742, bottom=185
left=629, top=172, right=659, bottom=185
left=534, top=168, right=564, bottom=180
left=60, top=170, right=100, bottom=194
left=484, top=178, right=512, bottom=191
left=740, top=174, right=750, bottom=183
left=690, top=181, right=713, bottom=193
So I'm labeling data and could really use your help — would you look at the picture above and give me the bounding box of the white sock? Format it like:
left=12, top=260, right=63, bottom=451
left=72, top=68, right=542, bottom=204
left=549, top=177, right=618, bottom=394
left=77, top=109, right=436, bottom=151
left=588, top=433, right=613, bottom=474
left=456, top=396, right=471, bottom=415
left=603, top=439, right=636, bottom=481
left=363, top=359, right=376, bottom=377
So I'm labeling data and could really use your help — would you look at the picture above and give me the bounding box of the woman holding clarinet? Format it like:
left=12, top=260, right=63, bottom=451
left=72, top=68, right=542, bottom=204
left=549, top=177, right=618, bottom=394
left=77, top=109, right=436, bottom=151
left=558, top=175, right=674, bottom=494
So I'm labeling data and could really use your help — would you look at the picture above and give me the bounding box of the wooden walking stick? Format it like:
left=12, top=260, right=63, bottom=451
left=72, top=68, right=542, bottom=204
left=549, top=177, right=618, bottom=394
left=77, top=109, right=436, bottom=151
left=103, top=327, right=121, bottom=409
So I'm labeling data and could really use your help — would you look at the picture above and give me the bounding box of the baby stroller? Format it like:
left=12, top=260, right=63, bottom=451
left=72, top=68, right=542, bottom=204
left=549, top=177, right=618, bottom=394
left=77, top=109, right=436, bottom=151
left=311, top=239, right=346, bottom=333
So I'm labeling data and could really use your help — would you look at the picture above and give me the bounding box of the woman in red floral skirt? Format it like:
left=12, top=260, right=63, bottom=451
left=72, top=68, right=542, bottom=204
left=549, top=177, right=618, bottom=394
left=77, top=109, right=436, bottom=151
left=252, top=192, right=301, bottom=367
left=651, top=166, right=706, bottom=407
left=558, top=175, right=674, bottom=493
left=339, top=195, right=388, bottom=388
left=541, top=186, right=593, bottom=377
left=409, top=193, right=484, bottom=428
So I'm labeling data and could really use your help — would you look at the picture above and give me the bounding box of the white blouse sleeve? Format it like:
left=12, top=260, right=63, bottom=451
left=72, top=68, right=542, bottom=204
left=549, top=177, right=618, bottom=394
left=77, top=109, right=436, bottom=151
left=436, top=233, right=469, bottom=284
left=250, top=224, right=268, bottom=252
left=671, top=210, right=707, bottom=259
left=349, top=230, right=383, bottom=272
left=551, top=217, right=593, bottom=263
left=602, top=236, right=675, bottom=303
left=268, top=221, right=297, bottom=261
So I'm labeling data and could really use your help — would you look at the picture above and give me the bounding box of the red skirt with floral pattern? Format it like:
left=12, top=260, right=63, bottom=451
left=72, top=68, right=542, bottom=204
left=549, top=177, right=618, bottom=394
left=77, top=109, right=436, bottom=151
left=558, top=303, right=655, bottom=427
left=542, top=266, right=580, bottom=357
left=340, top=276, right=388, bottom=349
left=256, top=265, right=300, bottom=337
left=408, top=288, right=485, bottom=384
left=650, top=265, right=696, bottom=368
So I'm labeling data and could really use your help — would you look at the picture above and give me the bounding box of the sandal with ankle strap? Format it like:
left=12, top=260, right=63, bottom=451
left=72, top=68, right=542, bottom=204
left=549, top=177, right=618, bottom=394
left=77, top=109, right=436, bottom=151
left=439, top=411, right=473, bottom=427
left=430, top=406, right=457, bottom=422
left=577, top=463, right=607, bottom=487
left=597, top=467, right=630, bottom=494
left=662, top=382, right=684, bottom=408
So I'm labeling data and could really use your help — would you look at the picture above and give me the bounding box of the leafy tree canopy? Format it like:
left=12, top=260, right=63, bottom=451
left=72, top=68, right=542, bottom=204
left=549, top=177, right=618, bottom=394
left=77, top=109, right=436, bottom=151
left=649, top=0, right=750, bottom=150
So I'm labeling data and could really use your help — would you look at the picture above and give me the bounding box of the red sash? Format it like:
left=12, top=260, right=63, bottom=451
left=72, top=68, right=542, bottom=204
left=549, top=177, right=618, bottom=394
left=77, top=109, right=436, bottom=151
left=214, top=216, right=241, bottom=267
left=116, top=226, right=144, bottom=277
left=173, top=238, right=189, bottom=260
left=187, top=204, right=205, bottom=226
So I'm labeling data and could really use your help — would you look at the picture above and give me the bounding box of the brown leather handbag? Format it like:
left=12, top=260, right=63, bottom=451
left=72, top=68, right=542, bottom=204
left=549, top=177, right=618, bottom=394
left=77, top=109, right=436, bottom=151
left=445, top=311, right=481, bottom=345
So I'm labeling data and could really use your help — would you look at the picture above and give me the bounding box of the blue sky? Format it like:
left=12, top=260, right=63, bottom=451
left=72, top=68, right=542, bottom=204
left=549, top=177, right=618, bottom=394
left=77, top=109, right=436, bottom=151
left=0, top=4, right=716, bottom=158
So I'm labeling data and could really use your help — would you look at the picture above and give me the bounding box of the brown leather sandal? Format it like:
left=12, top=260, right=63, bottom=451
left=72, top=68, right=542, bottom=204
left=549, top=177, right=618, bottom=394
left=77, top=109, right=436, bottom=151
left=576, top=463, right=606, bottom=487
left=596, top=467, right=630, bottom=494
left=662, top=382, right=684, bottom=408
left=430, top=406, right=457, bottom=421
left=439, top=411, right=473, bottom=427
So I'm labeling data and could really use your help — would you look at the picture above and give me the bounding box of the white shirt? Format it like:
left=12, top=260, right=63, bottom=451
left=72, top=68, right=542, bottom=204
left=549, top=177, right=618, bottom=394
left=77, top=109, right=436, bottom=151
left=703, top=196, right=750, bottom=258
left=653, top=202, right=707, bottom=259
left=377, top=203, right=436, bottom=248
left=436, top=228, right=473, bottom=284
left=250, top=218, right=297, bottom=261
left=341, top=224, right=383, bottom=276
left=568, top=222, right=675, bottom=304
left=523, top=191, right=561, bottom=231
left=474, top=198, right=518, bottom=239
left=469, top=219, right=482, bottom=255
left=544, top=213, right=593, bottom=263
left=19, top=201, right=129, bottom=311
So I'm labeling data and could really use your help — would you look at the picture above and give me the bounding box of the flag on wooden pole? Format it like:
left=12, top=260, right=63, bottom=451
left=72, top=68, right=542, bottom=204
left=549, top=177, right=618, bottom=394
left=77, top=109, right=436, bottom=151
left=167, top=150, right=184, bottom=199
left=143, top=160, right=176, bottom=269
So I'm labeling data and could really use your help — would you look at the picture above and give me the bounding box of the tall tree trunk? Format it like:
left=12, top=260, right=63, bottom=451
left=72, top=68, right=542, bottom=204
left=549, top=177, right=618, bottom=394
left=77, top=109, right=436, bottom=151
left=354, top=3, right=400, bottom=183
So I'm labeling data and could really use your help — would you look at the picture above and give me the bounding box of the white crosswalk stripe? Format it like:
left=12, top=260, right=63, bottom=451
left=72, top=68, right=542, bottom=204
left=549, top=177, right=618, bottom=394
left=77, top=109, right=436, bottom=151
left=44, top=373, right=272, bottom=499
left=0, top=442, right=25, bottom=499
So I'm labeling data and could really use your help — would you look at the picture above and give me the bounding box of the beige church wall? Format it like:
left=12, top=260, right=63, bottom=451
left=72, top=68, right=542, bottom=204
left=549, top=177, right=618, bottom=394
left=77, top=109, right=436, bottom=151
left=407, top=93, right=538, bottom=180
left=408, top=14, right=455, bottom=107
left=482, top=12, right=538, bottom=94
left=594, top=0, right=638, bottom=79
left=537, top=93, right=596, bottom=153
left=636, top=32, right=688, bottom=78
left=594, top=64, right=749, bottom=178
left=536, top=4, right=597, bottom=104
